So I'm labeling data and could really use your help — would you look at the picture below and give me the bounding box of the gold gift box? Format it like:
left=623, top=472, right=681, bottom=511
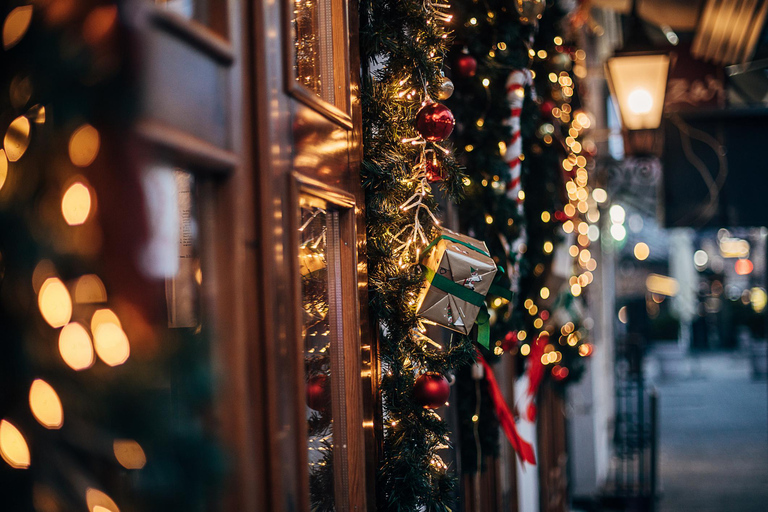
left=416, top=230, right=498, bottom=334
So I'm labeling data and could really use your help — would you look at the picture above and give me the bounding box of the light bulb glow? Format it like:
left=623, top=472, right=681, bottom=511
left=93, top=322, right=130, bottom=367
left=86, top=488, right=120, bottom=512
left=693, top=250, right=709, bottom=268
left=59, top=322, right=95, bottom=370
left=609, top=204, right=626, bottom=224
left=29, top=379, right=63, bottom=429
left=627, top=88, right=653, bottom=114
left=0, top=420, right=30, bottom=469
left=38, top=278, right=72, bottom=328
left=61, top=182, right=92, bottom=225
left=610, top=224, right=626, bottom=241
left=634, top=242, right=650, bottom=261
left=113, top=439, right=147, bottom=469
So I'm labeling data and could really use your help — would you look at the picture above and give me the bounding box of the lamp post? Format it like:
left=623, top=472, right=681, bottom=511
left=604, top=1, right=671, bottom=155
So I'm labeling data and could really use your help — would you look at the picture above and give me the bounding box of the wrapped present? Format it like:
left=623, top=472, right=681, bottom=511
left=416, top=230, right=498, bottom=341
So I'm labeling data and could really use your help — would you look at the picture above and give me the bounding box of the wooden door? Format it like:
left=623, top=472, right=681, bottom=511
left=252, top=0, right=371, bottom=507
left=129, top=0, right=370, bottom=508
left=128, top=0, right=265, bottom=510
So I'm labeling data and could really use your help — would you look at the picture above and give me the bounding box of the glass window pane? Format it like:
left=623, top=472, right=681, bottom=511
left=300, top=194, right=352, bottom=510
left=140, top=166, right=202, bottom=328
left=154, top=0, right=218, bottom=30
left=293, top=0, right=341, bottom=107
left=300, top=197, right=335, bottom=509
left=165, top=170, right=201, bottom=328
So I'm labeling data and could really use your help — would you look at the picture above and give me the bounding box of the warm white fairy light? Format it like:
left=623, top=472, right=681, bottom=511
left=393, top=142, right=442, bottom=261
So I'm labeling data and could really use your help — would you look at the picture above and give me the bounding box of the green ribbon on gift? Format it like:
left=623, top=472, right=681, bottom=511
left=422, top=265, right=492, bottom=349
left=421, top=266, right=486, bottom=307
left=425, top=233, right=512, bottom=301
left=475, top=306, right=491, bottom=349
left=423, top=233, right=491, bottom=258
left=421, top=233, right=513, bottom=349
left=489, top=282, right=513, bottom=301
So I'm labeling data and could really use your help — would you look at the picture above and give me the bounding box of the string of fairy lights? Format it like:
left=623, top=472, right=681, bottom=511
left=2, top=18, right=140, bottom=496
left=513, top=33, right=599, bottom=381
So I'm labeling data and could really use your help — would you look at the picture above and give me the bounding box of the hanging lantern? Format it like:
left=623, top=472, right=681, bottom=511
left=604, top=1, right=671, bottom=155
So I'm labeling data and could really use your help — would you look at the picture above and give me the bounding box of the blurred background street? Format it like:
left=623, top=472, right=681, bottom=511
left=648, top=351, right=768, bottom=512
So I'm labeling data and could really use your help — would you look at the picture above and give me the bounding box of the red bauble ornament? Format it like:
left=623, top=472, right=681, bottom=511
left=540, top=100, right=556, bottom=118
left=502, top=331, right=518, bottom=351
left=551, top=365, right=569, bottom=382
left=416, top=102, right=455, bottom=142
left=413, top=372, right=450, bottom=409
left=306, top=374, right=331, bottom=412
left=425, top=157, right=442, bottom=182
left=456, top=53, right=477, bottom=77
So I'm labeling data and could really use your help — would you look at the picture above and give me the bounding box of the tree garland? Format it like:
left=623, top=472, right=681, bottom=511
left=448, top=0, right=601, bottom=477
left=445, top=0, right=539, bottom=474
left=517, top=4, right=597, bottom=386
left=359, top=0, right=478, bottom=508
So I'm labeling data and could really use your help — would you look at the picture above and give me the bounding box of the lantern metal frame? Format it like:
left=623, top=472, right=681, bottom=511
left=604, top=2, right=672, bottom=155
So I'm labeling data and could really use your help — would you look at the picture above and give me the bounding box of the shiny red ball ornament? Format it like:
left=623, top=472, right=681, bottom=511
left=306, top=374, right=331, bottom=412
left=425, top=158, right=442, bottom=182
left=413, top=372, right=451, bottom=409
left=416, top=102, right=455, bottom=142
left=455, top=53, right=477, bottom=77
left=502, top=331, right=518, bottom=351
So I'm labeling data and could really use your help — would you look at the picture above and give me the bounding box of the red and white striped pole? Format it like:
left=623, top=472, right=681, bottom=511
left=504, top=69, right=531, bottom=208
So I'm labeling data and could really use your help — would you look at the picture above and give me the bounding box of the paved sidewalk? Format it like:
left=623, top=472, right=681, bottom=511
left=653, top=352, right=768, bottom=512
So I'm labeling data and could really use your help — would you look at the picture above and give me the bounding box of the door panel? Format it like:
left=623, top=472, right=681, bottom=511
left=141, top=27, right=229, bottom=147
left=131, top=1, right=266, bottom=510
left=287, top=0, right=352, bottom=127
left=252, top=0, right=371, bottom=503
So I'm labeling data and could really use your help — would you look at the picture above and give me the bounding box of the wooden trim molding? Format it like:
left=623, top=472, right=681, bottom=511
left=147, top=5, right=235, bottom=64
left=280, top=0, right=354, bottom=129
left=292, top=172, right=356, bottom=208
left=134, top=119, right=239, bottom=175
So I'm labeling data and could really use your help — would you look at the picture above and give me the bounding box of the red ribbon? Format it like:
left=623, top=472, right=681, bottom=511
left=524, top=334, right=548, bottom=422
left=477, top=352, right=536, bottom=465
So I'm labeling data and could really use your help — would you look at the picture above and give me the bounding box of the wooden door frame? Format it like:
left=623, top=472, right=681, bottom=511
left=128, top=0, right=268, bottom=510
left=281, top=0, right=354, bottom=128
left=288, top=173, right=364, bottom=511
left=249, top=0, right=374, bottom=505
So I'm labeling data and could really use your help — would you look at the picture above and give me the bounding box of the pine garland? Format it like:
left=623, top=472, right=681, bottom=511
left=447, top=0, right=600, bottom=475
left=359, top=0, right=476, bottom=509
left=446, top=0, right=538, bottom=474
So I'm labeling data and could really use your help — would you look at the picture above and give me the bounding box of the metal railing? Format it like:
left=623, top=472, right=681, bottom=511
left=602, top=334, right=659, bottom=512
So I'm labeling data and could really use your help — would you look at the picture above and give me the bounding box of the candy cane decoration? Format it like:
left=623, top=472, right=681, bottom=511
left=504, top=69, right=532, bottom=207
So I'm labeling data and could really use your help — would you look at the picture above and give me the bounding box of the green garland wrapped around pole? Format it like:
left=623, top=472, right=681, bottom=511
left=446, top=0, right=539, bottom=476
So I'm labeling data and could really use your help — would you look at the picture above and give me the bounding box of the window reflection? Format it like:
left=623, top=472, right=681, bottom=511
left=166, top=170, right=201, bottom=328
left=155, top=0, right=196, bottom=18
left=299, top=196, right=336, bottom=510
left=140, top=166, right=201, bottom=328
left=293, top=0, right=338, bottom=106
left=154, top=0, right=215, bottom=28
